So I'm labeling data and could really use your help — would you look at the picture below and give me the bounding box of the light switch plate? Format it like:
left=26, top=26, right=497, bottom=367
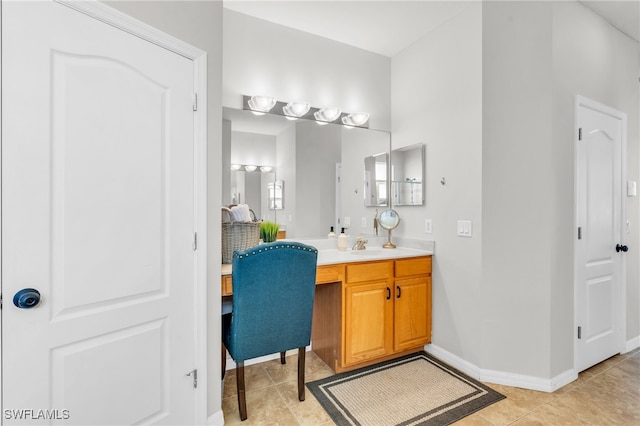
left=457, top=220, right=472, bottom=237
left=344, top=216, right=351, bottom=227
left=424, top=219, right=432, bottom=234
left=361, top=217, right=367, bottom=228
left=628, top=181, right=637, bottom=197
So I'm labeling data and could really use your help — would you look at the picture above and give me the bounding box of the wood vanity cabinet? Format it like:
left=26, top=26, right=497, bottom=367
left=393, top=257, right=432, bottom=351
left=340, top=256, right=432, bottom=370
left=223, top=255, right=432, bottom=373
left=343, top=261, right=395, bottom=365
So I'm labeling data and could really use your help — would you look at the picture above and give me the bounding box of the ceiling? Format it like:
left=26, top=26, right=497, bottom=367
left=224, top=1, right=639, bottom=57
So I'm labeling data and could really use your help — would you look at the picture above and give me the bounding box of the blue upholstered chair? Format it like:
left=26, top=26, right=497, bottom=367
left=222, top=241, right=318, bottom=421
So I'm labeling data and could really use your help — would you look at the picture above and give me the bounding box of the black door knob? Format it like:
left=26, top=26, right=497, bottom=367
left=616, top=244, right=629, bottom=253
left=13, top=288, right=41, bottom=309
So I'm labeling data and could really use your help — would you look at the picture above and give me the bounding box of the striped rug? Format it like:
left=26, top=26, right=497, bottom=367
left=307, top=351, right=505, bottom=426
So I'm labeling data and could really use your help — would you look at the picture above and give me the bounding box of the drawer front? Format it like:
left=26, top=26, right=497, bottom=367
left=346, top=261, right=393, bottom=284
left=222, top=275, right=233, bottom=296
left=316, top=264, right=343, bottom=284
left=395, top=256, right=432, bottom=278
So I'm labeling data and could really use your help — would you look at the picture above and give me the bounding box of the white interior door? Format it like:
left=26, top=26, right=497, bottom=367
left=2, top=2, right=200, bottom=424
left=575, top=96, right=627, bottom=373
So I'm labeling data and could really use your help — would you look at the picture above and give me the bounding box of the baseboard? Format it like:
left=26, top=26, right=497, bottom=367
left=207, top=410, right=225, bottom=426
left=424, top=344, right=577, bottom=393
left=625, top=336, right=640, bottom=353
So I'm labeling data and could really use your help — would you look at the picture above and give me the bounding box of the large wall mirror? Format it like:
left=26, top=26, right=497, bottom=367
left=223, top=107, right=391, bottom=239
left=391, top=143, right=425, bottom=206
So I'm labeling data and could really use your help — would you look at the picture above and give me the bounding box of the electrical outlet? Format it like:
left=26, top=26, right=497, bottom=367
left=344, top=217, right=351, bottom=227
left=424, top=219, right=432, bottom=234
left=361, top=217, right=367, bottom=228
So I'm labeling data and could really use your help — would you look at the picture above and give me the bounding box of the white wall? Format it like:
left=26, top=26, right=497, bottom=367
left=223, top=10, right=391, bottom=131
left=391, top=2, right=484, bottom=366
left=104, top=0, right=224, bottom=420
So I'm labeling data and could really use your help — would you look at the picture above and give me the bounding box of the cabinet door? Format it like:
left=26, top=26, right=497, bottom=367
left=394, top=276, right=431, bottom=351
left=343, top=281, right=393, bottom=366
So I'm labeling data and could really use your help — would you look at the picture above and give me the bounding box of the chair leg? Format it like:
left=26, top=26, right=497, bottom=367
left=236, top=361, right=247, bottom=421
left=297, top=347, right=306, bottom=401
left=280, top=351, right=286, bottom=364
left=221, top=342, right=227, bottom=380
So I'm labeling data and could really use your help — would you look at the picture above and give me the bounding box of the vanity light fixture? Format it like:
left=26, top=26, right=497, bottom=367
left=282, top=101, right=310, bottom=119
left=259, top=166, right=273, bottom=173
left=314, top=107, right=342, bottom=123
left=342, top=112, right=370, bottom=127
left=242, top=95, right=369, bottom=129
left=230, top=164, right=242, bottom=171
left=247, top=95, right=277, bottom=114
left=243, top=165, right=257, bottom=172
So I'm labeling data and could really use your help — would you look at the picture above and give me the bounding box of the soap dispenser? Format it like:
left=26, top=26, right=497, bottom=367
left=328, top=226, right=336, bottom=238
left=337, top=228, right=348, bottom=251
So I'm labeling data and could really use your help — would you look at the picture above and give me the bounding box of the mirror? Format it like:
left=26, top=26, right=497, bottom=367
left=223, top=107, right=391, bottom=239
left=364, top=152, right=388, bottom=207
left=391, top=143, right=425, bottom=206
left=378, top=209, right=400, bottom=248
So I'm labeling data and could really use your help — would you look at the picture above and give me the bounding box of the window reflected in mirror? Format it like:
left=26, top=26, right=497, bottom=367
left=364, top=152, right=388, bottom=207
left=268, top=180, right=284, bottom=210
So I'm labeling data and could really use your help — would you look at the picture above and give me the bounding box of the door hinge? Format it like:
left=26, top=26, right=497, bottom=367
left=577, top=326, right=582, bottom=339
left=1, top=293, right=3, bottom=309
left=193, top=93, right=198, bottom=112
left=578, top=227, right=582, bottom=240
left=578, top=127, right=582, bottom=141
left=192, top=232, right=198, bottom=251
left=186, top=369, right=198, bottom=388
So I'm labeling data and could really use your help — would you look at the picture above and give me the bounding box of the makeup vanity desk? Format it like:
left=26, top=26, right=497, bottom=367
left=221, top=247, right=433, bottom=373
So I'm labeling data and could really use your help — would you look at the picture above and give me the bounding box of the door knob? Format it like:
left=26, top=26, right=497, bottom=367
left=616, top=244, right=629, bottom=253
left=13, top=288, right=41, bottom=309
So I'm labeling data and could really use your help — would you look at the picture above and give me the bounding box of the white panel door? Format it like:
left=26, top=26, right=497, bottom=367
left=2, top=2, right=197, bottom=424
left=575, top=96, right=626, bottom=373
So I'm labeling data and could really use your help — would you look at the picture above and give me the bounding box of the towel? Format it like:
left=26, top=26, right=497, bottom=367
left=230, top=204, right=252, bottom=222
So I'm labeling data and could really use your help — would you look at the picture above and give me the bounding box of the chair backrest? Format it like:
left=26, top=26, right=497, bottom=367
left=225, top=241, right=318, bottom=362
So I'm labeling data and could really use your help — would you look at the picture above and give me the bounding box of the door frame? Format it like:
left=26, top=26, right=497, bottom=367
left=0, top=0, right=209, bottom=422
left=573, top=94, right=627, bottom=372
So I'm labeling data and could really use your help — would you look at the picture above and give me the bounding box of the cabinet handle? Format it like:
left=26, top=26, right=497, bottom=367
left=396, top=286, right=401, bottom=298
left=386, top=287, right=391, bottom=300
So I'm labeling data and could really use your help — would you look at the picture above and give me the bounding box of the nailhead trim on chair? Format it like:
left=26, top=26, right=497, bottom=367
left=234, top=243, right=318, bottom=260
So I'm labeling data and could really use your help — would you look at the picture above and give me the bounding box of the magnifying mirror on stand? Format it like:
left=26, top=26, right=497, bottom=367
left=378, top=209, right=400, bottom=248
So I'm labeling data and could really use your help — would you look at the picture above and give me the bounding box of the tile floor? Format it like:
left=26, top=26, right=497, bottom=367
left=221, top=348, right=639, bottom=425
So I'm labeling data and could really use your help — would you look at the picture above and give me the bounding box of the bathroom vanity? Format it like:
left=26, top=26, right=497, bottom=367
left=221, top=247, right=432, bottom=373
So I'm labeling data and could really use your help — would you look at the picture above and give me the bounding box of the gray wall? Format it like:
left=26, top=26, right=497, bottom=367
left=392, top=0, right=639, bottom=383
left=222, top=9, right=392, bottom=131
left=391, top=2, right=484, bottom=367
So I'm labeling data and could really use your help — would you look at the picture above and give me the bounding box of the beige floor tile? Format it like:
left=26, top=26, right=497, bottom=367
left=510, top=404, right=590, bottom=425
left=451, top=411, right=495, bottom=425
left=223, top=385, right=293, bottom=425
left=474, top=397, right=533, bottom=425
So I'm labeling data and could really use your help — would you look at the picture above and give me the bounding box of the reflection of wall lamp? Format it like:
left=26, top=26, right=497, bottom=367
left=243, top=95, right=369, bottom=128
left=230, top=164, right=274, bottom=173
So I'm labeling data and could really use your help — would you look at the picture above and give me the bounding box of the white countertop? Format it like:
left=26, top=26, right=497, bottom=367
left=316, top=246, right=432, bottom=265
left=221, top=244, right=433, bottom=275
